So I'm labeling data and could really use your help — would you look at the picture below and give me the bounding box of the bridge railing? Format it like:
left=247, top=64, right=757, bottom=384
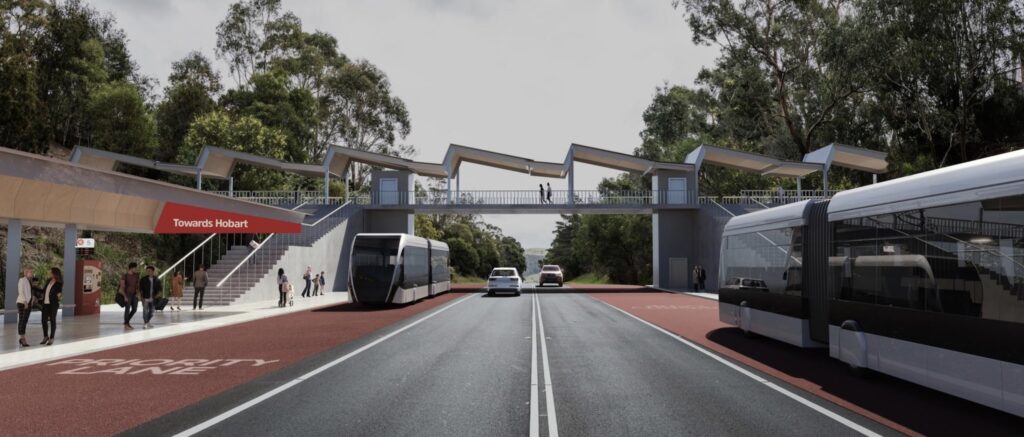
left=207, top=191, right=345, bottom=206
left=356, top=190, right=694, bottom=206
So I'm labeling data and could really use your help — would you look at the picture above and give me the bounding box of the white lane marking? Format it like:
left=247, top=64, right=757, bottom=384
left=596, top=300, right=881, bottom=437
left=536, top=293, right=559, bottom=437
left=529, top=293, right=540, bottom=437
left=174, top=293, right=477, bottom=437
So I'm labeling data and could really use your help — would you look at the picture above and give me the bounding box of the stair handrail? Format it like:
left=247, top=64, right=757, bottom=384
left=216, top=233, right=276, bottom=287
left=214, top=202, right=353, bottom=288
left=158, top=233, right=218, bottom=279
left=303, top=201, right=351, bottom=227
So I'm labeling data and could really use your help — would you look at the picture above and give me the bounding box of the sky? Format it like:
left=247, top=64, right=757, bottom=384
left=89, top=0, right=718, bottom=249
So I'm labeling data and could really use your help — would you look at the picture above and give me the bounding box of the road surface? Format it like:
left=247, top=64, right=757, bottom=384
left=125, top=288, right=890, bottom=437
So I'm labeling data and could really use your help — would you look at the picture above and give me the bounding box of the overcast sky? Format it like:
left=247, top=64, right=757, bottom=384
left=90, top=0, right=718, bottom=249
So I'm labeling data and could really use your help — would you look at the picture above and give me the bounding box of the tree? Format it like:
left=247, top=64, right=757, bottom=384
left=220, top=70, right=316, bottom=163
left=155, top=52, right=222, bottom=162
left=215, top=0, right=283, bottom=86
left=0, top=0, right=47, bottom=152
left=84, top=81, right=156, bottom=157
left=182, top=110, right=292, bottom=190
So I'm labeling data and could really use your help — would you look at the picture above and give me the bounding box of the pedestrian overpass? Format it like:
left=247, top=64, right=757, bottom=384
left=56, top=141, right=887, bottom=302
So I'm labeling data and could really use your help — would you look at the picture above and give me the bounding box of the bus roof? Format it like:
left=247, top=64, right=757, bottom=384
left=723, top=200, right=815, bottom=236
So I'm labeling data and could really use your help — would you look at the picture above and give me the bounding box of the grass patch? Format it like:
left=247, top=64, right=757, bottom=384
left=568, top=272, right=610, bottom=284
left=452, top=273, right=486, bottom=284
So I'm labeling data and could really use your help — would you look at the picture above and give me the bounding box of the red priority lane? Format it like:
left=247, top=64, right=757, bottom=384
left=591, top=291, right=1024, bottom=437
left=0, top=290, right=468, bottom=437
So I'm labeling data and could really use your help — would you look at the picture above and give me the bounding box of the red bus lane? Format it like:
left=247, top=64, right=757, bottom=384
left=591, top=290, right=1024, bottom=437
left=0, top=290, right=466, bottom=436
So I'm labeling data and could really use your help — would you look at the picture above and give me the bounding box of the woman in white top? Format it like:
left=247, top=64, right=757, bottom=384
left=16, top=268, right=34, bottom=347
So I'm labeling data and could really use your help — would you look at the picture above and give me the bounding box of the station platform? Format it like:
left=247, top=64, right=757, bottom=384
left=0, top=293, right=348, bottom=372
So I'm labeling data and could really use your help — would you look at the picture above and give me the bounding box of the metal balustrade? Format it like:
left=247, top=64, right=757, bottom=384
left=357, top=190, right=694, bottom=207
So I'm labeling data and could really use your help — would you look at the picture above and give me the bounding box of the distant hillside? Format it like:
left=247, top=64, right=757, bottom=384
left=524, top=248, right=547, bottom=276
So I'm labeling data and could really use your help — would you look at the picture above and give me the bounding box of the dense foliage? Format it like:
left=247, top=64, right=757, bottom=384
left=548, top=0, right=1024, bottom=284
left=415, top=213, right=526, bottom=280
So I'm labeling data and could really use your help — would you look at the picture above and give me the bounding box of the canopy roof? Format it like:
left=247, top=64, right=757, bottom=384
left=198, top=147, right=325, bottom=179
left=685, top=144, right=821, bottom=178
left=326, top=146, right=448, bottom=178
left=445, top=144, right=566, bottom=178
left=568, top=143, right=693, bottom=175
left=2, top=147, right=304, bottom=233
left=70, top=146, right=200, bottom=178
left=803, top=143, right=888, bottom=173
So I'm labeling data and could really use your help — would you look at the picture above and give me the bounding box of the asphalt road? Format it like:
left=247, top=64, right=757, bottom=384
left=125, top=288, right=893, bottom=436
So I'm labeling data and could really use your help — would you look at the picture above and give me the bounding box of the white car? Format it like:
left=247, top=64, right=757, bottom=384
left=487, top=268, right=522, bottom=296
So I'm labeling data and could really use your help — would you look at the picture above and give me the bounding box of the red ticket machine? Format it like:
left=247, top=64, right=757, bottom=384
left=76, top=259, right=103, bottom=315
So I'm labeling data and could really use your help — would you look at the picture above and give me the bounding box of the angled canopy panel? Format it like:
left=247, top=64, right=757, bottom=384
left=762, top=162, right=821, bottom=178
left=445, top=144, right=565, bottom=178
left=326, top=146, right=448, bottom=178
left=569, top=143, right=693, bottom=174
left=803, top=143, right=888, bottom=174
left=198, top=146, right=325, bottom=179
left=70, top=146, right=201, bottom=178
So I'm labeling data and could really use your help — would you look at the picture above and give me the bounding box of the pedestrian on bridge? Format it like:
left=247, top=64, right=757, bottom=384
left=539, top=184, right=546, bottom=204
left=192, top=264, right=208, bottom=311
left=547, top=183, right=553, bottom=203
left=120, top=262, right=140, bottom=330
left=39, top=267, right=63, bottom=345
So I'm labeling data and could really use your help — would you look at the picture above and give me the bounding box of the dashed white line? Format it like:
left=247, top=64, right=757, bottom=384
left=535, top=293, right=560, bottom=437
left=174, top=293, right=477, bottom=437
left=530, top=292, right=540, bottom=437
left=596, top=299, right=881, bottom=437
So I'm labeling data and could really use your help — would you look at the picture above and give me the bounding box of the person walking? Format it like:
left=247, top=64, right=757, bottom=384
left=192, top=264, right=208, bottom=310
left=539, top=184, right=546, bottom=204
left=120, top=262, right=141, bottom=329
left=546, top=182, right=553, bottom=203
left=39, top=267, right=63, bottom=345
left=301, top=266, right=312, bottom=298
left=139, top=265, right=162, bottom=329
left=170, top=270, right=184, bottom=311
left=312, top=273, right=320, bottom=296
left=277, top=268, right=289, bottom=307
left=16, top=268, right=35, bottom=347
left=692, top=265, right=700, bottom=292
left=698, top=265, right=707, bottom=291
left=319, top=271, right=327, bottom=296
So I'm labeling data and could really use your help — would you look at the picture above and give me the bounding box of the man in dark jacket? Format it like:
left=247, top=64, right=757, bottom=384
left=139, top=265, right=162, bottom=329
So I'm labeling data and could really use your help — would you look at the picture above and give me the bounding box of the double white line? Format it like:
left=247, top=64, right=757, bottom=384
left=530, top=292, right=559, bottom=437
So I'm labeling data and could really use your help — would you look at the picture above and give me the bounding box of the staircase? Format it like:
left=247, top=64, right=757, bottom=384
left=179, top=202, right=355, bottom=307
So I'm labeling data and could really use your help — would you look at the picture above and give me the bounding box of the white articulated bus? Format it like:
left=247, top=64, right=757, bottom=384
left=348, top=233, right=451, bottom=304
left=719, top=150, right=1024, bottom=417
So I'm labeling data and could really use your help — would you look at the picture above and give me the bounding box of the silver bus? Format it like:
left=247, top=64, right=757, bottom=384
left=348, top=233, right=451, bottom=304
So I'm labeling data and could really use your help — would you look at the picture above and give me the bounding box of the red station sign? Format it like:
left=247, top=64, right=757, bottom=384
left=155, top=202, right=302, bottom=234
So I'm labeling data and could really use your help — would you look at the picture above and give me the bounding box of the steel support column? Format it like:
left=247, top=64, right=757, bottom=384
left=872, top=174, right=878, bottom=184
left=195, top=170, right=203, bottom=190
left=323, top=171, right=330, bottom=200
left=228, top=177, right=234, bottom=198
left=797, top=177, right=802, bottom=200
left=568, top=161, right=575, bottom=206
left=4, top=220, right=22, bottom=324
left=62, top=224, right=77, bottom=317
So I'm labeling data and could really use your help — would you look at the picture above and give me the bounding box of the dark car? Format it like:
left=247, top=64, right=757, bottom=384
left=539, top=265, right=563, bottom=287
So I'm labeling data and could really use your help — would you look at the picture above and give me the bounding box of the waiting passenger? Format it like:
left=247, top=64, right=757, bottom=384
left=139, top=265, right=162, bottom=329
left=39, top=267, right=63, bottom=345
left=312, top=273, right=320, bottom=296
left=120, top=262, right=141, bottom=329
left=319, top=271, right=327, bottom=295
left=277, top=268, right=289, bottom=307
left=170, top=270, right=184, bottom=311
left=16, top=268, right=34, bottom=347
left=192, top=264, right=208, bottom=311
left=301, top=266, right=312, bottom=298
left=692, top=265, right=700, bottom=292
